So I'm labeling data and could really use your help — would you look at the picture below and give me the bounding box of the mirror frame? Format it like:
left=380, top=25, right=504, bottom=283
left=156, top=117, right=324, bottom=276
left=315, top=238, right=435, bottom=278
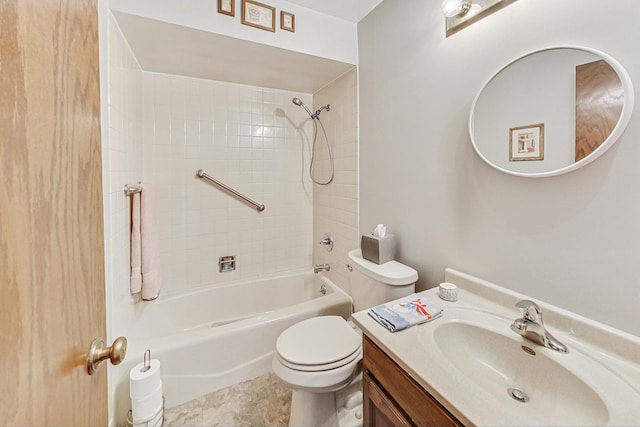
left=469, top=45, right=635, bottom=178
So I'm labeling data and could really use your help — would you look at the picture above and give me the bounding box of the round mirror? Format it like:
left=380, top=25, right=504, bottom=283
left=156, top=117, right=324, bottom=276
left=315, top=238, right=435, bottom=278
left=469, top=46, right=634, bottom=178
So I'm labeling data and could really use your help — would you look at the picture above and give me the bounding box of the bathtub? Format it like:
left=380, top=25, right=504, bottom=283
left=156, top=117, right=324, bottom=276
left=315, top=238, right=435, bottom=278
left=114, top=271, right=352, bottom=419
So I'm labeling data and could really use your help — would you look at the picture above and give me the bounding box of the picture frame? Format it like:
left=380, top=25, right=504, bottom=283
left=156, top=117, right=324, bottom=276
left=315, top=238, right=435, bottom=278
left=241, top=0, right=275, bottom=32
left=281, top=11, right=295, bottom=32
left=509, top=123, right=544, bottom=161
left=218, top=0, right=235, bottom=17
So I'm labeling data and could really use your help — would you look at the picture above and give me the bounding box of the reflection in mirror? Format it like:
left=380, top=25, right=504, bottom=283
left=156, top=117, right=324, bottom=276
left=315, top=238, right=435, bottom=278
left=469, top=46, right=634, bottom=178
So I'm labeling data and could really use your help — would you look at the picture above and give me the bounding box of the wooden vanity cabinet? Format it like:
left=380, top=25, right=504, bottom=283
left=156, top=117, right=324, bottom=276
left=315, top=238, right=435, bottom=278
left=363, top=336, right=463, bottom=427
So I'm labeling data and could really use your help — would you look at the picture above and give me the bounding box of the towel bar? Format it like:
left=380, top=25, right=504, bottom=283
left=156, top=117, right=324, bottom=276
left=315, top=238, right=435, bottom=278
left=124, top=184, right=142, bottom=196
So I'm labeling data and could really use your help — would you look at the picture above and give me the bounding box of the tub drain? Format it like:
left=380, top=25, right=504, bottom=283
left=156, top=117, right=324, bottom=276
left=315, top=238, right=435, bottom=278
left=508, top=387, right=529, bottom=403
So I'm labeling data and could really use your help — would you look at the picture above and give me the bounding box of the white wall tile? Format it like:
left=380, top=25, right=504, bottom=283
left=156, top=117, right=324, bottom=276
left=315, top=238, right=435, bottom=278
left=312, top=68, right=359, bottom=296
left=106, top=13, right=143, bottom=324
left=142, top=72, right=314, bottom=294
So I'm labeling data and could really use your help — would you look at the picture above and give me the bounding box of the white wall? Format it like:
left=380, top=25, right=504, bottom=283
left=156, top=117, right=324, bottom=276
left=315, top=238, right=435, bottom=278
left=358, top=0, right=640, bottom=337
left=109, top=0, right=357, bottom=65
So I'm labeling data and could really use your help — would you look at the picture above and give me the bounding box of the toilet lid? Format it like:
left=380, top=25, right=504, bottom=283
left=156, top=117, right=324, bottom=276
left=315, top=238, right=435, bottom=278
left=276, top=316, right=361, bottom=367
left=276, top=346, right=362, bottom=372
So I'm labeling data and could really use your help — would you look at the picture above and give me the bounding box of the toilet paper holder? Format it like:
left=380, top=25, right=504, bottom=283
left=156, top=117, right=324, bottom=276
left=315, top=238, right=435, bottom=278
left=141, top=349, right=151, bottom=373
left=126, top=397, right=165, bottom=427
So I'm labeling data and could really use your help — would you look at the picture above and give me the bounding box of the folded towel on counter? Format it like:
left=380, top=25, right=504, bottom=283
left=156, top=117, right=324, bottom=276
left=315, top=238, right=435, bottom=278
left=369, top=293, right=443, bottom=332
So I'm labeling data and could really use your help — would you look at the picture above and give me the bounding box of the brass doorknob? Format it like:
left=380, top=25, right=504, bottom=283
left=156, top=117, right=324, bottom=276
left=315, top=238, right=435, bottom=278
left=87, top=336, right=127, bottom=375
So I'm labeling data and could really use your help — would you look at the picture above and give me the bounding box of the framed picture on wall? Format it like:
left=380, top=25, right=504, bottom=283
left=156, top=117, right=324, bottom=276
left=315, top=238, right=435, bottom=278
left=281, top=11, right=295, bottom=32
left=218, top=0, right=235, bottom=16
left=509, top=123, right=544, bottom=161
left=241, top=0, right=276, bottom=32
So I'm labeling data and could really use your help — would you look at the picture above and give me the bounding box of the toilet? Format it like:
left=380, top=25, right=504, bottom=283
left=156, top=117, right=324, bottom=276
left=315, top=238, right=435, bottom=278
left=272, top=249, right=418, bottom=427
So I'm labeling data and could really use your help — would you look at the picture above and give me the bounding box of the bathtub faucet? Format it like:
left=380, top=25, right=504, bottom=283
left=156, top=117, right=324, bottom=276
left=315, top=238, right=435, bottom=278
left=314, top=264, right=330, bottom=274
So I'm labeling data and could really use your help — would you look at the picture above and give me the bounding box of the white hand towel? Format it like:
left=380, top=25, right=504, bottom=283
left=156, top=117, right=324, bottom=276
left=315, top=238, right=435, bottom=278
left=130, top=193, right=142, bottom=294
left=129, top=183, right=162, bottom=300
left=140, top=183, right=162, bottom=300
left=369, top=293, right=442, bottom=332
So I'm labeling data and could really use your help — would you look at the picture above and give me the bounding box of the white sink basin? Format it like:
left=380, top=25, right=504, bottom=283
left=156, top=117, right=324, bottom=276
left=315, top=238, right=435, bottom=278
left=352, top=268, right=640, bottom=426
left=427, top=309, right=610, bottom=426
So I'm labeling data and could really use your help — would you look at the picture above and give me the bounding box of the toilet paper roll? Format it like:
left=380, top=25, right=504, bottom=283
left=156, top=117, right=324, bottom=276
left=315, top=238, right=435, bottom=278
left=129, top=359, right=161, bottom=399
left=131, top=381, right=163, bottom=422
left=149, top=408, right=164, bottom=427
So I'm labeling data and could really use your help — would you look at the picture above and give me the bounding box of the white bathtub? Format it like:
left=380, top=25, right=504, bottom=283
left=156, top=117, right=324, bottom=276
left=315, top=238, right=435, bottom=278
left=114, top=271, right=352, bottom=420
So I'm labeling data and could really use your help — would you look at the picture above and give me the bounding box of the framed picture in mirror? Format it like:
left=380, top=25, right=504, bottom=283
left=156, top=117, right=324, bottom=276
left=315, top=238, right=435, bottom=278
left=218, top=0, right=235, bottom=16
left=509, top=123, right=544, bottom=161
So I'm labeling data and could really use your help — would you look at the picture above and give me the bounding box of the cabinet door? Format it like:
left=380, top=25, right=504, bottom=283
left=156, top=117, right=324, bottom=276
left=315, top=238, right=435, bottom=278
left=364, top=372, right=412, bottom=427
left=363, top=337, right=463, bottom=427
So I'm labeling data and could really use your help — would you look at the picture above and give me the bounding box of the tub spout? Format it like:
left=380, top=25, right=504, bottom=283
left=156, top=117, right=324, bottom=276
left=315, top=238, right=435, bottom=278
left=314, top=264, right=330, bottom=274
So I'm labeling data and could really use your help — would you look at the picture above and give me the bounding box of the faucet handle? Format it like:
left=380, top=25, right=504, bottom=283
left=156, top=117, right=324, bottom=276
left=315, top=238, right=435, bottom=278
left=515, top=299, right=542, bottom=322
left=318, top=234, right=333, bottom=252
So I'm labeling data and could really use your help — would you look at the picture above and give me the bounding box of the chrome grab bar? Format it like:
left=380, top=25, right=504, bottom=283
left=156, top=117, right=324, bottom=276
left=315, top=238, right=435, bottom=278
left=196, top=169, right=265, bottom=212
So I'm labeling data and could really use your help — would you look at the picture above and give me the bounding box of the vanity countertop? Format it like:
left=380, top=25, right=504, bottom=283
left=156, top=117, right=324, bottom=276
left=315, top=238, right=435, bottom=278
left=352, top=268, right=640, bottom=426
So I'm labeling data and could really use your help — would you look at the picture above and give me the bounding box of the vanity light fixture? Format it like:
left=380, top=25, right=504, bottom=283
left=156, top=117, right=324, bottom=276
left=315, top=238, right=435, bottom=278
left=444, top=0, right=518, bottom=37
left=441, top=0, right=471, bottom=18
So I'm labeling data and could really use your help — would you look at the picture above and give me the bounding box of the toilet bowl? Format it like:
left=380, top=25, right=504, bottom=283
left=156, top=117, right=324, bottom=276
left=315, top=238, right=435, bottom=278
left=272, top=316, right=362, bottom=392
left=272, top=316, right=364, bottom=427
left=272, top=249, right=418, bottom=427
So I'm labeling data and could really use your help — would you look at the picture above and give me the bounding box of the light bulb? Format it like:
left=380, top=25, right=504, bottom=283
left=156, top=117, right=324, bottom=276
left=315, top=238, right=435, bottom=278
left=441, top=0, right=472, bottom=18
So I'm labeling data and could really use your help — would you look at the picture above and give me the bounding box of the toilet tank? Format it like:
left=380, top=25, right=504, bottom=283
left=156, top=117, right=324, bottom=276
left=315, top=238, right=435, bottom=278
left=347, top=249, right=418, bottom=312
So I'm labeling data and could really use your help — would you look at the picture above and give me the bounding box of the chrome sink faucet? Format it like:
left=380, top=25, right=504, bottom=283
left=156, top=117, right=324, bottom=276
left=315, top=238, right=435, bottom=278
left=511, top=300, right=568, bottom=353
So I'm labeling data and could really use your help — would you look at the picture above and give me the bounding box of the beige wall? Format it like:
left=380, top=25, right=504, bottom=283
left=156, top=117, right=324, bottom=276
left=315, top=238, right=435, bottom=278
left=313, top=68, right=359, bottom=295
left=358, top=0, right=640, bottom=336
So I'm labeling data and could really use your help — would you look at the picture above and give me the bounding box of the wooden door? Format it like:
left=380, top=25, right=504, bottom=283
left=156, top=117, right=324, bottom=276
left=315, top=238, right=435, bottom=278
left=575, top=59, right=624, bottom=162
left=0, top=0, right=107, bottom=425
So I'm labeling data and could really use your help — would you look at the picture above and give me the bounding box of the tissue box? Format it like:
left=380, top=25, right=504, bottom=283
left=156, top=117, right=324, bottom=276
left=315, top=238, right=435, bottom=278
left=361, top=234, right=396, bottom=264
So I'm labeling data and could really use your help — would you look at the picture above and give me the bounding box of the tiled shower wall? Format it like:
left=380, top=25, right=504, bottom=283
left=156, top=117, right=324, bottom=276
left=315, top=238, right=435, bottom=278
left=106, top=13, right=143, bottom=418
left=141, top=73, right=315, bottom=294
left=106, top=14, right=143, bottom=323
left=312, top=69, right=359, bottom=295
left=107, top=14, right=315, bottom=307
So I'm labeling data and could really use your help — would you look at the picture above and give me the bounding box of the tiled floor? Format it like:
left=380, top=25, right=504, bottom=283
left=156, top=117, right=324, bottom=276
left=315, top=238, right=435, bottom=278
left=163, top=373, right=292, bottom=427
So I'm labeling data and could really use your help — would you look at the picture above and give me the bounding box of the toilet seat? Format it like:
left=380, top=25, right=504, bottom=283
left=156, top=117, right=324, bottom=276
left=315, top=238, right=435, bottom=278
left=276, top=346, right=361, bottom=372
left=275, top=316, right=361, bottom=372
left=272, top=346, right=363, bottom=392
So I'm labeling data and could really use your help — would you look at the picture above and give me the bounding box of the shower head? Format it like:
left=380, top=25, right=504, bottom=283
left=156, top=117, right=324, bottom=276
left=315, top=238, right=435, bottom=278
left=292, top=97, right=313, bottom=117
left=291, top=97, right=330, bottom=120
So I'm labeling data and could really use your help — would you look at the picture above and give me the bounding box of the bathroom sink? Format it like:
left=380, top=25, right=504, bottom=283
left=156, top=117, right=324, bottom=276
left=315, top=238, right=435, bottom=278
left=412, top=306, right=640, bottom=426
left=353, top=268, right=640, bottom=426
left=429, top=312, right=608, bottom=426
